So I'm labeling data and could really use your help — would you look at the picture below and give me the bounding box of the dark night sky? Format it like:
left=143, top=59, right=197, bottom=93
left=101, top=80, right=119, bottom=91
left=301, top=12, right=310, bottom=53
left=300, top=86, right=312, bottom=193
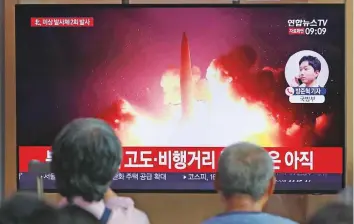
left=15, top=5, right=345, bottom=146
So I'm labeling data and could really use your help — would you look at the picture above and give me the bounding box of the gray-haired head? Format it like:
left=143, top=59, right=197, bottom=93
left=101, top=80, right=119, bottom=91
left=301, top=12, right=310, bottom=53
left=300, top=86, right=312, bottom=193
left=217, top=142, right=274, bottom=200
left=336, top=187, right=353, bottom=206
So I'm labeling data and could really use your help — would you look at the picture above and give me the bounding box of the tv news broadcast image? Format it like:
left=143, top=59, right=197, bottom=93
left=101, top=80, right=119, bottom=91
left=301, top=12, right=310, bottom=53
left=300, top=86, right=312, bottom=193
left=16, top=4, right=345, bottom=193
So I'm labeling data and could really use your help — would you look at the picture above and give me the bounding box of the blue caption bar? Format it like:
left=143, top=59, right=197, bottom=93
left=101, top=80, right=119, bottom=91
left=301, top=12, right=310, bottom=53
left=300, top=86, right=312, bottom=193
left=293, top=87, right=326, bottom=95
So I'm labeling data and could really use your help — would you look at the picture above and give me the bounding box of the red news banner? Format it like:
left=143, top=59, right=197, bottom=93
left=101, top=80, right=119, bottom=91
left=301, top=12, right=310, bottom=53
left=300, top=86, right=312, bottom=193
left=19, top=146, right=343, bottom=174
left=31, top=17, right=94, bottom=27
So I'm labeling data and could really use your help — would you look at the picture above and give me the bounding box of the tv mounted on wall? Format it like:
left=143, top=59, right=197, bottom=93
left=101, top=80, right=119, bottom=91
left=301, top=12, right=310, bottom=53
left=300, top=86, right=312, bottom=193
left=16, top=4, right=345, bottom=193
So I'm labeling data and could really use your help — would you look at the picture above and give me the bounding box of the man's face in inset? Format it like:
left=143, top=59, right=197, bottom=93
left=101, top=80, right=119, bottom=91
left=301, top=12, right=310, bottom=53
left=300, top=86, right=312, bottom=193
left=299, top=60, right=320, bottom=85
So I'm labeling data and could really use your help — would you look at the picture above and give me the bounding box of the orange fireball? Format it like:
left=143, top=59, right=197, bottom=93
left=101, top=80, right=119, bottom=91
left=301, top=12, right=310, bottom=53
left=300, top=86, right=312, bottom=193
left=113, top=60, right=281, bottom=147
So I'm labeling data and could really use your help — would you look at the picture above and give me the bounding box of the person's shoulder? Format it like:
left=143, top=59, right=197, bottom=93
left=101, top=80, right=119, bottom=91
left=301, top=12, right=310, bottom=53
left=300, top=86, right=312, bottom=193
left=131, top=207, right=150, bottom=223
left=264, top=213, right=298, bottom=224
left=202, top=213, right=298, bottom=224
left=106, top=196, right=149, bottom=224
left=201, top=216, right=221, bottom=224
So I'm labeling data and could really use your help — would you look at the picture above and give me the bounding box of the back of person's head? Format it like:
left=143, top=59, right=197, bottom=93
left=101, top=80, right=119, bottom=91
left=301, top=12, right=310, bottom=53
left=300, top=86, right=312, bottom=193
left=0, top=193, right=60, bottom=224
left=337, top=187, right=353, bottom=205
left=59, top=205, right=100, bottom=224
left=216, top=142, right=275, bottom=202
left=307, top=202, right=353, bottom=224
left=51, top=118, right=122, bottom=202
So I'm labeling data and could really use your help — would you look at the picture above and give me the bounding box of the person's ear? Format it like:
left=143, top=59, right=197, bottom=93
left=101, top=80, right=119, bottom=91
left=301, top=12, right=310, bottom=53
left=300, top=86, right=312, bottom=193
left=214, top=172, right=220, bottom=191
left=267, top=176, right=276, bottom=196
left=314, top=70, right=320, bottom=78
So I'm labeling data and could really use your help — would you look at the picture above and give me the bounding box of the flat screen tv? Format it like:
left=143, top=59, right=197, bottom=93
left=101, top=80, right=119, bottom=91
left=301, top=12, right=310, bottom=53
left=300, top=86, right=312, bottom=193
left=16, top=4, right=345, bottom=193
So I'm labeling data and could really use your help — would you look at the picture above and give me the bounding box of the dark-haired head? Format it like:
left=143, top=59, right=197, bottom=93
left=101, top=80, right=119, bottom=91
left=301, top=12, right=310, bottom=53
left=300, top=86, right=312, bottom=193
left=51, top=118, right=122, bottom=202
left=307, top=202, right=353, bottom=224
left=298, top=55, right=322, bottom=87
left=0, top=193, right=60, bottom=224
left=299, top=55, right=321, bottom=72
left=59, top=205, right=100, bottom=224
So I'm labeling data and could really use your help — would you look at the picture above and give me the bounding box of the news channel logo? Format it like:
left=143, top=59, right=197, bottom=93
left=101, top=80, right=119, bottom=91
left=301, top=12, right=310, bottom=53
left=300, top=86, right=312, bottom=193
left=284, top=50, right=328, bottom=104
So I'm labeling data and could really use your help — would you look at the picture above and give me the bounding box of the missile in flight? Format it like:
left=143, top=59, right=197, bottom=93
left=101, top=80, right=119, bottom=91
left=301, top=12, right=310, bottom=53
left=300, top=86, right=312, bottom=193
left=180, top=32, right=194, bottom=120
